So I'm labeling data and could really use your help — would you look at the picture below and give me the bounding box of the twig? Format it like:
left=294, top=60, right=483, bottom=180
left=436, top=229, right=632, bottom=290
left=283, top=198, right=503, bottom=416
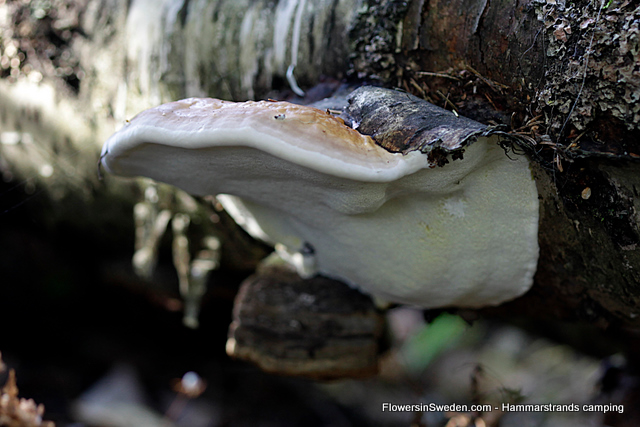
left=409, top=78, right=426, bottom=98
left=414, top=71, right=460, bottom=81
left=465, top=63, right=510, bottom=90
left=436, top=90, right=458, bottom=113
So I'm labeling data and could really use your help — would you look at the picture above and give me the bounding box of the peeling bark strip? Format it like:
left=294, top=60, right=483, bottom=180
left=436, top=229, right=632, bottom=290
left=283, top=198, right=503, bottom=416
left=344, top=87, right=486, bottom=153
left=343, top=86, right=489, bottom=167
left=333, top=87, right=535, bottom=167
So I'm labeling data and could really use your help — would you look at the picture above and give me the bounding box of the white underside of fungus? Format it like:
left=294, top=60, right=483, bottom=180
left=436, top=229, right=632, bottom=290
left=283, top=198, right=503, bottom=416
left=101, top=95, right=539, bottom=308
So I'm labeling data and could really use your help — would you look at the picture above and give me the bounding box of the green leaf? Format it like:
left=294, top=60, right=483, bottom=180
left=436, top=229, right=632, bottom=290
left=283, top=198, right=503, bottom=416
left=400, top=313, right=469, bottom=374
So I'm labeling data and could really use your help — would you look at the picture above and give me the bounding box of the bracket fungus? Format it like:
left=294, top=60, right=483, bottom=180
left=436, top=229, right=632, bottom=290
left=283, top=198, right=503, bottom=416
left=101, top=86, right=539, bottom=308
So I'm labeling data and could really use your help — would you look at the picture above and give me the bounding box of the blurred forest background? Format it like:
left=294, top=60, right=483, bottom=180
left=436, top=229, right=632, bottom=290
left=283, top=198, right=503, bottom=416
left=1, top=0, right=640, bottom=426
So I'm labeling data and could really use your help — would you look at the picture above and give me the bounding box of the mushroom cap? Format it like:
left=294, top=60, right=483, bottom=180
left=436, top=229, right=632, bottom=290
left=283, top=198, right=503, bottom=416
left=102, top=98, right=429, bottom=182
left=101, top=94, right=539, bottom=308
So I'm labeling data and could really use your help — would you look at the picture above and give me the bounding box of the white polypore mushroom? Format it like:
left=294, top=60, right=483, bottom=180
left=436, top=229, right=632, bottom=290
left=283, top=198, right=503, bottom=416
left=101, top=93, right=539, bottom=308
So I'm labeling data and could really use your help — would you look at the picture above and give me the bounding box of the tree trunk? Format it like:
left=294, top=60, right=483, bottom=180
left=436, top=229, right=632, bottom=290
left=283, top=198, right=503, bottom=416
left=1, top=0, right=639, bottom=336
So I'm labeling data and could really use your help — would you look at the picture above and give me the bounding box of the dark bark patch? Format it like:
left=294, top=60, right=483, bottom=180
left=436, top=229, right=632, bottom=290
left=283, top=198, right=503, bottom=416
left=557, top=161, right=639, bottom=250
left=343, top=86, right=486, bottom=156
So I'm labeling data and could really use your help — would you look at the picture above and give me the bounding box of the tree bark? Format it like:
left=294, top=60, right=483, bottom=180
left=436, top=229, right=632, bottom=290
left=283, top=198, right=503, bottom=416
left=1, top=0, right=640, bottom=336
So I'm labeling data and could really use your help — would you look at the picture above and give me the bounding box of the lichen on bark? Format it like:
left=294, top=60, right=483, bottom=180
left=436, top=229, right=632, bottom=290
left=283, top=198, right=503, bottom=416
left=348, top=0, right=410, bottom=83
left=534, top=0, right=640, bottom=140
